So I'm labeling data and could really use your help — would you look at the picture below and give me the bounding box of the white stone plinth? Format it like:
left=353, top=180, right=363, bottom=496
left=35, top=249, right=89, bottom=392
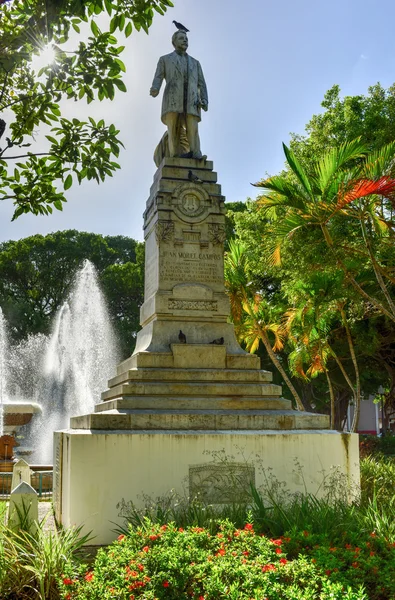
left=54, top=429, right=359, bottom=545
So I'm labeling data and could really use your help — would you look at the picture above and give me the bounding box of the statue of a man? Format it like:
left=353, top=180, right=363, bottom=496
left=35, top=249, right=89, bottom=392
left=150, top=30, right=208, bottom=161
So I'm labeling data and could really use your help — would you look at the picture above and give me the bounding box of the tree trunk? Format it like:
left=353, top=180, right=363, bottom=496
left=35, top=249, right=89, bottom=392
left=325, top=370, right=336, bottom=429
left=259, top=328, right=305, bottom=411
left=339, top=306, right=361, bottom=433
left=360, top=216, right=395, bottom=318
left=321, top=224, right=395, bottom=323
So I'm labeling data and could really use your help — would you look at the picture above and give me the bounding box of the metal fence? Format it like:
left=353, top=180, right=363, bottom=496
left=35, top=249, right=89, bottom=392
left=0, top=471, right=53, bottom=498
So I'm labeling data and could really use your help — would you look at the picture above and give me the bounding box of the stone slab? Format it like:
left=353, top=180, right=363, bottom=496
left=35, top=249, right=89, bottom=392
left=95, top=396, right=293, bottom=412
left=108, top=368, right=273, bottom=389
left=55, top=429, right=359, bottom=545
left=70, top=409, right=329, bottom=431
left=159, top=157, right=214, bottom=170
left=101, top=380, right=282, bottom=402
left=172, top=343, right=226, bottom=369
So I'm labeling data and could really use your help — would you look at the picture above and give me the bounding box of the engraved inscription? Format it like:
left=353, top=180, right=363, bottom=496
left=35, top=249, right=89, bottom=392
left=160, top=250, right=223, bottom=285
left=169, top=300, right=218, bottom=311
left=155, top=220, right=174, bottom=243
left=189, top=463, right=255, bottom=504
left=208, top=223, right=227, bottom=245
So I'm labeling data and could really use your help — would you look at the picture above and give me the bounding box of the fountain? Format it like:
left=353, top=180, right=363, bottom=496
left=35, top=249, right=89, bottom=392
left=25, top=260, right=119, bottom=463
left=0, top=308, right=41, bottom=471
left=0, top=260, right=119, bottom=466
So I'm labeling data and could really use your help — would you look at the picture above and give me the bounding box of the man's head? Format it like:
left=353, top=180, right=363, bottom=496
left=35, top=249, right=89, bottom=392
left=172, top=30, right=188, bottom=52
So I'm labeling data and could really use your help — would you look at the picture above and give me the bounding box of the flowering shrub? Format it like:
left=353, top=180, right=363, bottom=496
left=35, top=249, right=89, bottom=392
left=59, top=521, right=372, bottom=600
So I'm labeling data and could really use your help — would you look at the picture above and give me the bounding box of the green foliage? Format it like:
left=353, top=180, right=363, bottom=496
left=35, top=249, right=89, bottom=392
left=0, top=230, right=144, bottom=357
left=290, top=83, right=395, bottom=162
left=360, top=453, right=395, bottom=508
left=0, top=505, right=90, bottom=600
left=59, top=521, right=368, bottom=600
left=0, top=0, right=173, bottom=218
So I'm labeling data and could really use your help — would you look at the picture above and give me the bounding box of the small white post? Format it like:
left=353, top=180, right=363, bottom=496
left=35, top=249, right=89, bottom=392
left=11, top=458, right=32, bottom=492
left=8, top=481, right=38, bottom=535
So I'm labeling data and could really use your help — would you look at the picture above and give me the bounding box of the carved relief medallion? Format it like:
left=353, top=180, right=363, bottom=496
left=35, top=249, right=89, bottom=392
left=173, top=183, right=210, bottom=223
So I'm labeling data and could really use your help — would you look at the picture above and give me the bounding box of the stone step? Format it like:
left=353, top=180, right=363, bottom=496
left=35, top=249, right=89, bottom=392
left=95, top=396, right=292, bottom=412
left=101, top=381, right=282, bottom=402
left=108, top=367, right=273, bottom=388
left=117, top=352, right=261, bottom=373
left=70, top=409, right=329, bottom=431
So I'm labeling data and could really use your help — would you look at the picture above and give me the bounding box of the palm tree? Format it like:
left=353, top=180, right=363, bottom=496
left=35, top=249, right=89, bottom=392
left=254, top=139, right=395, bottom=323
left=224, top=240, right=305, bottom=411
left=283, top=272, right=362, bottom=431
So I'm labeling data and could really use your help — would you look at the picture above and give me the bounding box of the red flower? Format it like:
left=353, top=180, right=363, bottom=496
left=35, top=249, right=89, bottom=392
left=279, top=558, right=287, bottom=565
left=352, top=562, right=359, bottom=568
left=329, top=547, right=337, bottom=552
left=118, top=534, right=125, bottom=541
left=62, top=578, right=73, bottom=585
left=244, top=523, right=254, bottom=531
left=149, top=535, right=159, bottom=541
left=370, top=551, right=375, bottom=557
left=199, top=597, right=205, bottom=600
left=325, top=569, right=331, bottom=576
left=275, top=548, right=282, bottom=555
left=216, top=547, right=226, bottom=556
left=137, top=563, right=144, bottom=571
left=160, top=525, right=168, bottom=531
left=303, top=531, right=309, bottom=537
left=179, top=527, right=184, bottom=532
left=262, top=564, right=276, bottom=572
left=242, top=551, right=249, bottom=556
left=142, top=546, right=149, bottom=553
left=270, top=538, right=282, bottom=546
left=84, top=571, right=94, bottom=582
left=163, top=580, right=170, bottom=587
left=345, top=544, right=352, bottom=549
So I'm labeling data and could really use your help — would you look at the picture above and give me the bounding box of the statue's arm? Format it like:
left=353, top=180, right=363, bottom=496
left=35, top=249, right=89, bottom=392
left=150, top=57, right=165, bottom=97
left=198, top=61, right=208, bottom=111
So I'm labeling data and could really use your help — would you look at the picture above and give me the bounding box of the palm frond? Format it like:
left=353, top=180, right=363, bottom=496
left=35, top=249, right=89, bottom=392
left=363, top=141, right=395, bottom=179
left=314, top=138, right=367, bottom=195
left=282, top=143, right=314, bottom=198
left=337, top=177, right=395, bottom=209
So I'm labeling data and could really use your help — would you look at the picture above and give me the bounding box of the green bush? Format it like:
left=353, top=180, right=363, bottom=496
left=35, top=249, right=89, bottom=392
left=60, top=521, right=370, bottom=600
left=0, top=502, right=89, bottom=600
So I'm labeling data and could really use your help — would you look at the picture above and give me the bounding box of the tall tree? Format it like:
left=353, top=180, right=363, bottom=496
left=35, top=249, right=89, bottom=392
left=0, top=0, right=173, bottom=218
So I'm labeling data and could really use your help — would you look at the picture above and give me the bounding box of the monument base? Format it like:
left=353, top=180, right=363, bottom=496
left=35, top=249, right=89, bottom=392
left=54, top=157, right=360, bottom=544
left=54, top=429, right=359, bottom=545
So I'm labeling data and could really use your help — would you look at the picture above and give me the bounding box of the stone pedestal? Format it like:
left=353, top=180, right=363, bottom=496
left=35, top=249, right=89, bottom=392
left=54, top=158, right=359, bottom=544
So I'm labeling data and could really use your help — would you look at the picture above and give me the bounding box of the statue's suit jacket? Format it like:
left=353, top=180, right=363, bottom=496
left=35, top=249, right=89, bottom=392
left=151, top=51, right=208, bottom=123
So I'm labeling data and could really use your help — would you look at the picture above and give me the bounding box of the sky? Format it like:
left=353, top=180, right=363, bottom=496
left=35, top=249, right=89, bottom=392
left=1, top=0, right=395, bottom=243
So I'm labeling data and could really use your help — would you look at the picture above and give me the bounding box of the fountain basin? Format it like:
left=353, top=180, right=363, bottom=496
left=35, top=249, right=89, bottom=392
left=3, top=402, right=42, bottom=435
